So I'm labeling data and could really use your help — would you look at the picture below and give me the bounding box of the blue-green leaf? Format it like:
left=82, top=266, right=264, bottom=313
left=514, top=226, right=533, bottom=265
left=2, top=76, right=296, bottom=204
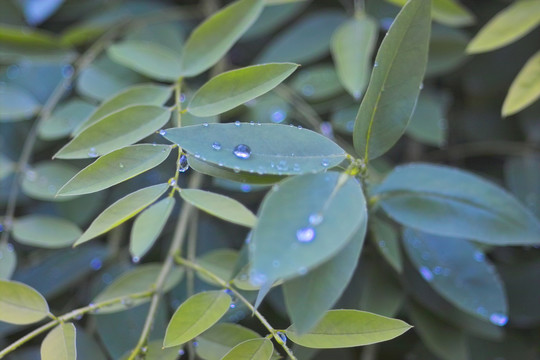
left=0, top=83, right=40, bottom=122
left=0, top=243, right=16, bottom=280
left=41, top=323, right=77, bottom=360
left=12, top=215, right=82, bottom=248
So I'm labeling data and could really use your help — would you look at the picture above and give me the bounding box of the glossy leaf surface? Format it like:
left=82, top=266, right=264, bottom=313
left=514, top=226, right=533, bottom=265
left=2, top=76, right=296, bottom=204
left=369, top=217, right=403, bottom=273
left=196, top=323, right=260, bottom=360
left=41, top=323, right=77, bottom=360
left=12, top=215, right=82, bottom=248
left=0, top=280, right=50, bottom=324
left=221, top=338, right=273, bottom=360
left=502, top=51, right=540, bottom=117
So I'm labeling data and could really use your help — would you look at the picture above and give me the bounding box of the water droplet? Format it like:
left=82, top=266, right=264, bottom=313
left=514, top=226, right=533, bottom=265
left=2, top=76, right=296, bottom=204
left=234, top=121, right=241, bottom=127
left=102, top=273, right=113, bottom=284
left=212, top=142, right=221, bottom=150
left=374, top=61, right=379, bottom=68
left=90, top=258, right=102, bottom=271
left=419, top=266, right=434, bottom=282
left=6, top=243, right=14, bottom=252
left=132, top=256, right=140, bottom=263
left=296, top=227, right=315, bottom=243
left=421, top=251, right=430, bottom=260
left=178, top=154, right=189, bottom=172
left=271, top=109, right=286, bottom=123
left=233, top=144, right=251, bottom=159
left=25, top=169, right=37, bottom=181
left=168, top=178, right=176, bottom=186
left=159, top=129, right=167, bottom=136
left=249, top=270, right=268, bottom=287
left=230, top=303, right=236, bottom=309
left=121, top=298, right=134, bottom=307
left=6, top=65, right=20, bottom=79
left=119, top=163, right=124, bottom=168
left=433, top=266, right=443, bottom=275
left=320, top=122, right=333, bottom=137
left=61, top=64, right=74, bottom=78
left=277, top=160, right=288, bottom=171
left=141, top=346, right=147, bottom=354
left=192, top=341, right=199, bottom=348
left=194, top=152, right=201, bottom=159
left=277, top=331, right=287, bottom=343
left=180, top=93, right=186, bottom=103
left=474, top=251, right=485, bottom=262
left=178, top=349, right=185, bottom=356
left=249, top=121, right=255, bottom=126
left=88, top=147, right=98, bottom=158
left=272, top=184, right=280, bottom=192
left=298, top=266, right=308, bottom=275
left=88, top=303, right=97, bottom=312
left=202, top=122, right=209, bottom=127
left=240, top=184, right=251, bottom=192
left=309, top=213, right=323, bottom=226
left=233, top=166, right=240, bottom=173
left=378, top=240, right=387, bottom=248
left=74, top=313, right=83, bottom=321
left=419, top=82, right=424, bottom=90
left=321, top=159, right=329, bottom=167
left=301, top=85, right=315, bottom=97
left=476, top=306, right=488, bottom=316
left=489, top=312, right=508, bottom=326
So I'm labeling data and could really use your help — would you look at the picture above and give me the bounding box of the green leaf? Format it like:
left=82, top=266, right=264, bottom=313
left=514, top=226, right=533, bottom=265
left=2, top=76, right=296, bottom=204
left=403, top=228, right=508, bottom=324
left=255, top=11, right=346, bottom=64
left=163, top=291, right=232, bottom=347
left=502, top=50, right=540, bottom=117
left=41, top=323, right=77, bottom=360
left=0, top=242, right=17, bottom=280
left=0, top=154, right=15, bottom=181
left=251, top=172, right=366, bottom=285
left=369, top=217, right=402, bottom=273
left=221, top=338, right=273, bottom=360
left=353, top=0, right=431, bottom=160
left=57, top=144, right=172, bottom=196
left=108, top=41, right=182, bottom=81
left=374, top=163, right=540, bottom=245
left=74, top=183, right=169, bottom=246
left=283, top=221, right=366, bottom=334
left=130, top=197, right=175, bottom=259
left=196, top=249, right=239, bottom=286
left=0, top=24, right=61, bottom=47
left=162, top=123, right=346, bottom=180
left=359, top=258, right=404, bottom=317
left=196, top=323, right=260, bottom=360
left=290, top=64, right=343, bottom=102
left=0, top=280, right=50, bottom=324
left=426, top=24, right=468, bottom=76
left=242, top=1, right=307, bottom=40
left=22, top=161, right=79, bottom=202
left=0, top=84, right=40, bottom=122
left=180, top=189, right=257, bottom=227
left=331, top=15, right=378, bottom=99
left=12, top=215, right=82, bottom=248
left=188, top=63, right=299, bottom=117
left=286, top=310, right=412, bottom=348
left=405, top=90, right=448, bottom=147
left=466, top=0, right=540, bottom=54
left=180, top=0, right=264, bottom=77
left=54, top=105, right=171, bottom=159
left=74, top=83, right=173, bottom=135
left=38, top=99, right=96, bottom=140
left=386, top=0, right=474, bottom=27
left=504, top=155, right=540, bottom=218
left=93, top=263, right=184, bottom=314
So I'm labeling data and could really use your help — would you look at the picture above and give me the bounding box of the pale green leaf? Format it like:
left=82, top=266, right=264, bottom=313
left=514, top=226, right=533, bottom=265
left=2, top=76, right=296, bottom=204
left=108, top=41, right=182, bottom=81
left=0, top=280, right=50, bottom=324
left=359, top=258, right=404, bottom=317
left=164, top=291, right=232, bottom=347
left=57, top=144, right=172, bottom=196
left=74, top=183, right=169, bottom=246
left=242, top=1, right=307, bottom=40
left=41, top=323, right=77, bottom=360
left=354, top=0, right=431, bottom=160
left=386, top=0, right=474, bottom=27
left=21, top=161, right=79, bottom=202
left=196, top=323, right=260, bottom=360
left=331, top=15, right=378, bottom=99
left=290, top=64, right=344, bottom=102
left=0, top=84, right=40, bottom=122
left=467, top=0, right=540, bottom=53
left=0, top=154, right=14, bottom=181
left=130, top=197, right=176, bottom=259
left=54, top=105, right=171, bottom=159
left=180, top=0, right=264, bottom=77
left=221, top=338, right=273, bottom=360
left=251, top=172, right=366, bottom=285
left=93, top=263, right=184, bottom=314
left=188, top=63, right=299, bottom=117
left=74, top=83, right=173, bottom=135
left=286, top=310, right=412, bottom=348
left=405, top=90, right=448, bottom=147
left=12, top=215, right=82, bottom=248
left=180, top=189, right=257, bottom=227
left=374, top=163, right=540, bottom=245
left=38, top=99, right=96, bottom=140
left=502, top=51, right=540, bottom=117
left=0, top=242, right=17, bottom=280
left=196, top=249, right=239, bottom=285
left=369, top=217, right=402, bottom=273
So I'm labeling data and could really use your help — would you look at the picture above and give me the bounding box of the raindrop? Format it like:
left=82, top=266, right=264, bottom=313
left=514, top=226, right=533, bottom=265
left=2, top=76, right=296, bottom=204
left=88, top=147, right=98, bottom=158
left=276, top=160, right=288, bottom=171
left=159, top=129, right=167, bottom=136
left=309, top=213, right=323, bottom=226
left=297, top=125, right=302, bottom=130
left=132, top=256, right=140, bottom=263
left=296, top=227, right=315, bottom=243
left=193, top=152, right=201, bottom=159
left=249, top=121, right=255, bottom=126
left=202, top=122, right=209, bottom=127
left=212, top=142, right=222, bottom=150
left=419, top=266, right=434, bottom=282
left=61, top=64, right=74, bottom=78
left=271, top=109, right=286, bottom=123
left=321, top=159, right=329, bottom=167
left=476, top=306, right=488, bottom=316
left=293, top=163, right=300, bottom=172
left=433, top=266, right=443, bottom=275
left=233, top=144, right=251, bottom=159
left=374, top=62, right=379, bottom=68
left=90, top=258, right=102, bottom=271
left=240, top=184, right=251, bottom=192
left=180, top=93, right=186, bottom=103
left=419, top=82, right=424, bottom=90
left=249, top=270, right=268, bottom=287
left=178, top=349, right=185, bottom=356
left=298, top=267, right=308, bottom=275
left=233, top=166, right=241, bottom=173
left=119, top=163, right=124, bottom=168
left=473, top=251, right=485, bottom=262
left=6, top=243, right=14, bottom=252
left=320, top=122, right=333, bottom=137
left=178, top=154, right=189, bottom=172
left=74, top=314, right=83, bottom=321
left=378, top=240, right=387, bottom=248
left=234, top=121, right=241, bottom=126
left=25, top=170, right=37, bottom=181
left=88, top=303, right=97, bottom=312
left=168, top=178, right=177, bottom=186
left=276, top=331, right=287, bottom=344
left=192, top=341, right=199, bottom=348
left=489, top=313, right=508, bottom=326
left=224, top=289, right=234, bottom=296
left=272, top=184, right=279, bottom=192
left=141, top=346, right=148, bottom=354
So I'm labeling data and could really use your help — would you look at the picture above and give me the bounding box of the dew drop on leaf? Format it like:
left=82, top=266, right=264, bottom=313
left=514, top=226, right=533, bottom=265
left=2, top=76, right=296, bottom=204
left=234, top=120, right=241, bottom=127
left=90, top=258, right=102, bottom=271
left=489, top=313, right=508, bottom=326
left=178, top=154, right=189, bottom=172
left=211, top=142, right=222, bottom=150
left=296, top=227, right=315, bottom=243
left=277, top=331, right=287, bottom=343
left=168, top=178, right=176, bottom=186
left=321, top=159, right=329, bottom=167
left=308, top=213, right=323, bottom=226
left=132, top=256, right=140, bottom=263
left=88, top=147, right=98, bottom=158
left=159, top=129, right=167, bottom=136
left=233, top=144, right=251, bottom=159
left=419, top=266, right=434, bottom=281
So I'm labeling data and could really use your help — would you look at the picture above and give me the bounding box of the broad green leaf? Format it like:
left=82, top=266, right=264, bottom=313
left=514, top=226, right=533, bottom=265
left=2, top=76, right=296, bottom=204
left=427, top=24, right=468, bottom=76
left=0, top=24, right=60, bottom=47
left=256, top=11, right=346, bottom=64
left=502, top=51, right=540, bottom=117
left=180, top=189, right=257, bottom=227
left=290, top=64, right=344, bottom=102
left=222, top=338, right=273, bottom=360
left=374, top=163, right=540, bottom=245
left=74, top=83, right=173, bottom=135
left=74, top=183, right=168, bottom=246
left=241, top=92, right=291, bottom=125
left=466, top=0, right=540, bottom=53
left=386, top=0, right=474, bottom=27
left=0, top=242, right=16, bottom=280
left=196, top=323, right=260, bottom=360
left=41, top=323, right=77, bottom=360
left=162, top=123, right=346, bottom=180
left=125, top=22, right=185, bottom=51
left=130, top=197, right=176, bottom=259
left=331, top=15, right=378, bottom=99
left=505, top=155, right=540, bottom=218
left=0, top=280, right=50, bottom=324
left=93, top=263, right=184, bottom=314
left=22, top=161, right=79, bottom=202
left=57, top=144, right=172, bottom=196
left=402, top=228, right=508, bottom=324
left=38, top=99, right=96, bottom=140
left=180, top=0, right=264, bottom=77
left=0, top=84, right=40, bottom=122
left=54, top=105, right=171, bottom=159
left=0, top=154, right=14, bottom=181
left=353, top=0, right=431, bottom=160
left=188, top=63, right=299, bottom=117
left=12, top=215, right=82, bottom=248
left=197, top=249, right=240, bottom=286
left=242, top=1, right=306, bottom=40
left=331, top=104, right=357, bottom=134
left=405, top=90, right=448, bottom=147
left=359, top=258, right=404, bottom=317
left=408, top=302, right=469, bottom=360
left=369, top=217, right=402, bottom=273
left=251, top=172, right=366, bottom=285
left=108, top=41, right=182, bottom=81
left=286, top=310, right=412, bottom=348
left=283, top=221, right=367, bottom=334
left=164, top=291, right=232, bottom=347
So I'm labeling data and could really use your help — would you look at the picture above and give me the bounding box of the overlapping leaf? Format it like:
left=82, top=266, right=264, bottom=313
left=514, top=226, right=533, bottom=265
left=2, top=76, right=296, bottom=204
left=502, top=51, right=540, bottom=117
left=0, top=280, right=50, bottom=324
left=12, top=215, right=82, bottom=248
left=41, top=323, right=77, bottom=360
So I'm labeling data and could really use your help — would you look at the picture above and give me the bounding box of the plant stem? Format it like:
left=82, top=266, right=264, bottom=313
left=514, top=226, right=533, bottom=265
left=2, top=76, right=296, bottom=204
left=176, top=257, right=298, bottom=360
left=0, top=291, right=152, bottom=359
left=127, top=172, right=203, bottom=360
left=186, top=211, right=198, bottom=360
left=175, top=79, right=183, bottom=127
